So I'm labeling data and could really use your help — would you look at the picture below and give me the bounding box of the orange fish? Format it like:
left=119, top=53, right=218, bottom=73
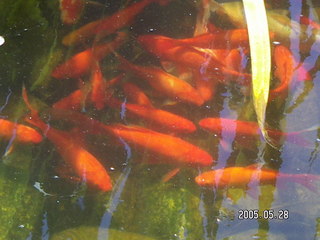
left=300, top=15, right=320, bottom=30
left=199, top=118, right=263, bottom=136
left=195, top=165, right=320, bottom=189
left=53, top=89, right=87, bottom=111
left=193, top=70, right=218, bottom=102
left=199, top=117, right=310, bottom=147
left=52, top=74, right=123, bottom=111
left=177, top=29, right=250, bottom=49
left=59, top=0, right=85, bottom=25
left=42, top=109, right=213, bottom=167
left=137, top=35, right=251, bottom=80
left=23, top=89, right=112, bottom=192
left=52, top=32, right=126, bottom=79
left=0, top=118, right=42, bottom=144
left=117, top=55, right=204, bottom=106
left=90, top=61, right=107, bottom=110
left=62, top=0, right=170, bottom=46
left=103, top=124, right=213, bottom=167
left=107, top=98, right=197, bottom=134
left=122, top=82, right=153, bottom=107
left=269, top=45, right=295, bottom=100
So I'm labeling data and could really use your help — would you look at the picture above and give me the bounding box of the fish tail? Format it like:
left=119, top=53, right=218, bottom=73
left=161, top=168, right=180, bottom=183
left=285, top=132, right=313, bottom=148
left=293, top=174, right=320, bottom=192
left=22, top=86, right=45, bottom=130
left=22, top=86, right=38, bottom=116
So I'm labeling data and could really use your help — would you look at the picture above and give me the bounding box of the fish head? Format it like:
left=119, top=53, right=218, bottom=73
left=195, top=170, right=216, bottom=187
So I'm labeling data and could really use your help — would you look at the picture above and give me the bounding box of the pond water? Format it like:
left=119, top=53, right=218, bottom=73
left=0, top=0, right=320, bottom=239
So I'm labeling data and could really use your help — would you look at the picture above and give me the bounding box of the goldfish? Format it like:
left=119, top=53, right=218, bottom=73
left=177, top=29, right=250, bottom=49
left=59, top=0, right=85, bottom=25
left=137, top=35, right=251, bottom=80
left=53, top=89, right=87, bottom=111
left=195, top=164, right=320, bottom=189
left=0, top=118, right=42, bottom=144
left=103, top=124, right=213, bottom=167
left=122, top=82, right=153, bottom=107
left=193, top=70, right=218, bottom=102
left=117, top=55, right=205, bottom=106
left=199, top=117, right=310, bottom=147
left=90, top=61, right=106, bottom=110
left=269, top=45, right=295, bottom=100
left=52, top=32, right=126, bottom=79
left=107, top=98, right=197, bottom=134
left=23, top=89, right=112, bottom=192
left=211, top=1, right=320, bottom=53
left=300, top=15, right=320, bottom=30
left=52, top=74, right=123, bottom=111
left=62, top=0, right=170, bottom=46
left=43, top=109, right=213, bottom=167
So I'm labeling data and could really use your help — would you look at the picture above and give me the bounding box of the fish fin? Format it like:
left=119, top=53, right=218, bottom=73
left=161, top=168, right=180, bottom=183
left=22, top=86, right=38, bottom=117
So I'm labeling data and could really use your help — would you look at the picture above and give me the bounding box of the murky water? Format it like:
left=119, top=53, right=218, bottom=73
left=0, top=0, right=320, bottom=239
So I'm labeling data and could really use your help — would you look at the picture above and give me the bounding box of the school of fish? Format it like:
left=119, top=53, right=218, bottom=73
left=2, top=0, right=320, bottom=193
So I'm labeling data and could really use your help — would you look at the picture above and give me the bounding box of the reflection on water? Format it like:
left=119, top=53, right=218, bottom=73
left=0, top=0, right=320, bottom=239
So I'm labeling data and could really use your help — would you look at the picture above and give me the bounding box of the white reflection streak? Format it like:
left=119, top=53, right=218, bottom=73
left=3, top=121, right=17, bottom=157
left=0, top=88, right=12, bottom=113
left=98, top=137, right=132, bottom=240
left=120, top=98, right=127, bottom=121
left=216, top=97, right=236, bottom=169
left=41, top=211, right=49, bottom=240
left=199, top=192, right=210, bottom=240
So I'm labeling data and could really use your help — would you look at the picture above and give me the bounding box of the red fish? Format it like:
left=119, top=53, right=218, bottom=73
left=53, top=89, right=86, bottom=111
left=122, top=82, right=153, bottom=107
left=117, top=55, right=204, bottom=106
left=0, top=118, right=42, bottom=144
left=300, top=15, right=320, bottom=30
left=103, top=124, right=213, bottom=167
left=43, top=109, right=213, bottom=167
left=107, top=98, right=197, bottom=134
left=62, top=0, right=170, bottom=46
left=52, top=32, right=126, bottom=79
left=195, top=165, right=320, bottom=189
left=193, top=70, right=218, bottom=102
left=52, top=74, right=123, bottom=111
left=269, top=45, right=294, bottom=100
left=177, top=29, right=250, bottom=49
left=138, top=35, right=251, bottom=80
left=199, top=117, right=310, bottom=147
left=90, top=61, right=106, bottom=110
left=59, top=0, right=85, bottom=25
left=23, top=89, right=112, bottom=192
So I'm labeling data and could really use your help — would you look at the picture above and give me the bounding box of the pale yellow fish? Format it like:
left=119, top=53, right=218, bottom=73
left=242, top=0, right=271, bottom=144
